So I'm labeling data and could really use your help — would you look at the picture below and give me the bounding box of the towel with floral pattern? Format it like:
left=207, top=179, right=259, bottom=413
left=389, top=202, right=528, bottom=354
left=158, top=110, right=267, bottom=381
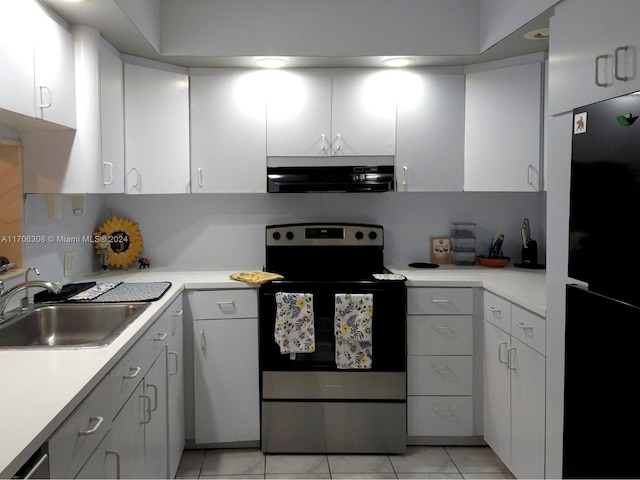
left=274, top=292, right=315, bottom=354
left=334, top=293, right=373, bottom=369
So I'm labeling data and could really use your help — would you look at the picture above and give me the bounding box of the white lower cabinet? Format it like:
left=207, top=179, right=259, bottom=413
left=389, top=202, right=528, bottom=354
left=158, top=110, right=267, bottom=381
left=406, top=288, right=474, bottom=440
left=483, top=291, right=545, bottom=479
left=46, top=295, right=184, bottom=479
left=188, top=289, right=260, bottom=445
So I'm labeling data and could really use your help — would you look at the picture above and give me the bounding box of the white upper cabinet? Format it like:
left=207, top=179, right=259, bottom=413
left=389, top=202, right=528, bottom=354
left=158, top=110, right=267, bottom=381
left=33, top=5, right=76, bottom=128
left=396, top=70, right=465, bottom=191
left=190, top=70, right=267, bottom=193
left=549, top=0, right=640, bottom=115
left=266, top=69, right=396, bottom=157
left=464, top=60, right=543, bottom=192
left=0, top=0, right=75, bottom=128
left=0, top=1, right=36, bottom=118
left=124, top=61, right=190, bottom=194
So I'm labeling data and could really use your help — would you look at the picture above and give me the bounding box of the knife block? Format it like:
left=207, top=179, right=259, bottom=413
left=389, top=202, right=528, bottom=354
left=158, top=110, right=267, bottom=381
left=521, top=240, right=538, bottom=265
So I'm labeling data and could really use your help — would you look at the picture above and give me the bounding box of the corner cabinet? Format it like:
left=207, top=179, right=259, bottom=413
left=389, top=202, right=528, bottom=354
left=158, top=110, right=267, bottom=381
left=188, top=289, right=260, bottom=445
left=464, top=60, right=544, bottom=192
left=406, top=287, right=475, bottom=441
left=190, top=70, right=266, bottom=193
left=124, top=60, right=190, bottom=194
left=549, top=0, right=640, bottom=115
left=395, top=69, right=465, bottom=191
left=483, top=291, right=545, bottom=479
left=266, top=69, right=396, bottom=157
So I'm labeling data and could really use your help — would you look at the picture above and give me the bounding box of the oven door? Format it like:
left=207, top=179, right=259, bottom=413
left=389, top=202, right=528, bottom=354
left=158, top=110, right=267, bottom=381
left=259, top=280, right=406, bottom=373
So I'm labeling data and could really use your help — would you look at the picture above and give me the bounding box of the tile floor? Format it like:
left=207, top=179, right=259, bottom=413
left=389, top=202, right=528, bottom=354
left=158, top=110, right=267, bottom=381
left=175, top=446, right=515, bottom=479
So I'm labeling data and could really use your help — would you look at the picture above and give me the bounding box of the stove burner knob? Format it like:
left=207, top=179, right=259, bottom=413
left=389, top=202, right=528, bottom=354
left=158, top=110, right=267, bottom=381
left=272, top=231, right=281, bottom=240
left=369, top=231, right=378, bottom=240
left=286, top=231, right=295, bottom=240
left=355, top=231, right=364, bottom=240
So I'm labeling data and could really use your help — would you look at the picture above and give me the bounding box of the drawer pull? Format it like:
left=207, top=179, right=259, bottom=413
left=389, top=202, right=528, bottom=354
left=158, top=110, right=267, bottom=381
left=431, top=324, right=455, bottom=335
left=217, top=300, right=236, bottom=312
left=106, top=450, right=121, bottom=479
left=486, top=306, right=500, bottom=312
left=431, top=404, right=457, bottom=420
left=515, top=321, right=534, bottom=332
left=79, top=416, right=104, bottom=435
left=124, top=366, right=141, bottom=379
left=172, top=310, right=183, bottom=317
left=431, top=364, right=458, bottom=381
left=154, top=332, right=168, bottom=341
left=431, top=299, right=451, bottom=304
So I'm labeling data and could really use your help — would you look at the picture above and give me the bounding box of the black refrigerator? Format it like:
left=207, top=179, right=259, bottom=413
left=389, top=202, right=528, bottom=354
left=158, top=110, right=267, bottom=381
left=564, top=91, right=640, bottom=479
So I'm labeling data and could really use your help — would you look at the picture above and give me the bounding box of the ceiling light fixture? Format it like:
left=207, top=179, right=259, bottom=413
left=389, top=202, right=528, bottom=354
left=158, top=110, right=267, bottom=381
left=382, top=57, right=417, bottom=67
left=255, top=57, right=288, bottom=68
left=524, top=28, right=550, bottom=41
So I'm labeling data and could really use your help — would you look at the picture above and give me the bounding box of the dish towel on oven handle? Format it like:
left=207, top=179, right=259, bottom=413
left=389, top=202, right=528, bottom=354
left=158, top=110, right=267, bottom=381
left=334, top=293, right=373, bottom=369
left=274, top=292, right=315, bottom=358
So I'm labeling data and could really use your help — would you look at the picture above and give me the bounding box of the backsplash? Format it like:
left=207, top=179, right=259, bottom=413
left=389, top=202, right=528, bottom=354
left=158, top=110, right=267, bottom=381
left=23, top=192, right=546, bottom=281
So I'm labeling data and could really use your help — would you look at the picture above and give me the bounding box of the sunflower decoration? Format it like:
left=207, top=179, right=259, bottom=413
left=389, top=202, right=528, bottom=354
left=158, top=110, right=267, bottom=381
left=93, top=215, right=144, bottom=269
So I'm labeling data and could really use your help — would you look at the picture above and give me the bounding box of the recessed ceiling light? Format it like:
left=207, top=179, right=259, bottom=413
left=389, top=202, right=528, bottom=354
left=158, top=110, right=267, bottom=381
left=382, top=57, right=416, bottom=67
left=524, top=28, right=550, bottom=40
left=255, top=57, right=287, bottom=68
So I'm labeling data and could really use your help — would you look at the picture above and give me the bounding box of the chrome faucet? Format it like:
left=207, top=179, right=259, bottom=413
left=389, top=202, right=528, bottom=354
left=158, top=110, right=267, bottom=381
left=0, top=281, right=62, bottom=322
left=21, top=267, right=41, bottom=309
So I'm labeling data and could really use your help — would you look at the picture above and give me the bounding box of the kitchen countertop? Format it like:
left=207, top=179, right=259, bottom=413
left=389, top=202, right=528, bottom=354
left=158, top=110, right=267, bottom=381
left=0, top=265, right=545, bottom=478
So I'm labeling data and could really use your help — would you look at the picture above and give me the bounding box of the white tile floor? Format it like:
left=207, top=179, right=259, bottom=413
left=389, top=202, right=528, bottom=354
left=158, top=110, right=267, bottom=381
left=175, top=446, right=515, bottom=479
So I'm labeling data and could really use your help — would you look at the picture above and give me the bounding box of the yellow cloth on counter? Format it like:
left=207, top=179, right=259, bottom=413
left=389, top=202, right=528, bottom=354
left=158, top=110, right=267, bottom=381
left=229, top=271, right=284, bottom=284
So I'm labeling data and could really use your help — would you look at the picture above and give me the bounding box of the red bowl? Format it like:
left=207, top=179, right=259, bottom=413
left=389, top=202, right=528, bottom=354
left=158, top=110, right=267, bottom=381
left=477, top=256, right=510, bottom=267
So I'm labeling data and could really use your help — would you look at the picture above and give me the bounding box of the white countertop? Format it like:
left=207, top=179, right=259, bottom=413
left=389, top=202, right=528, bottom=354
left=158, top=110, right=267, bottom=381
left=0, top=265, right=545, bottom=478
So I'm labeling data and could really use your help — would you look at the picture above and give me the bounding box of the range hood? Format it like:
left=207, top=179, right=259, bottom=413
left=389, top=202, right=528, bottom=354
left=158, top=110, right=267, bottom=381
left=267, top=156, right=395, bottom=193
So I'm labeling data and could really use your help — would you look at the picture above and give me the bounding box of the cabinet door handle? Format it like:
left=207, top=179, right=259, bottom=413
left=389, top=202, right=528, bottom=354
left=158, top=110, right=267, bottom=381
left=507, top=346, right=517, bottom=370
left=595, top=54, right=610, bottom=87
left=146, top=383, right=158, bottom=412
left=129, top=167, right=142, bottom=191
left=103, top=162, right=114, bottom=186
left=200, top=328, right=206, bottom=354
left=498, top=341, right=508, bottom=365
left=402, top=166, right=408, bottom=186
left=527, top=165, right=537, bottom=190
left=106, top=450, right=121, bottom=479
left=78, top=416, right=104, bottom=435
left=614, top=46, right=630, bottom=81
left=197, top=168, right=203, bottom=188
left=140, top=394, right=152, bottom=424
left=123, top=366, right=141, bottom=378
left=169, top=351, right=179, bottom=375
left=154, top=332, right=168, bottom=341
left=39, top=85, right=52, bottom=108
left=335, top=133, right=342, bottom=152
left=322, top=134, right=327, bottom=152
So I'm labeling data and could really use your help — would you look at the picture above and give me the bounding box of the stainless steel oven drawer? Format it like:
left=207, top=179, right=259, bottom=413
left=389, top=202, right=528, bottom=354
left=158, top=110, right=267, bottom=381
left=262, top=371, right=406, bottom=400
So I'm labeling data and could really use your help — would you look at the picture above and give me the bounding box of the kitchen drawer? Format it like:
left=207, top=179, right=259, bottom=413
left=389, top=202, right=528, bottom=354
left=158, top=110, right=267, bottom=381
left=408, top=288, right=473, bottom=315
left=483, top=291, right=512, bottom=333
left=407, top=315, right=473, bottom=355
left=48, top=376, right=113, bottom=479
left=408, top=396, right=473, bottom=436
left=408, top=355, right=473, bottom=396
left=511, top=304, right=545, bottom=356
left=187, top=289, right=258, bottom=320
left=110, top=313, right=170, bottom=416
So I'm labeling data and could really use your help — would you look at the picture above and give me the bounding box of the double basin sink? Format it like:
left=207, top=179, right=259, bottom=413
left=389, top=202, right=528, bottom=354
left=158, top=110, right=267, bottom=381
left=0, top=303, right=150, bottom=348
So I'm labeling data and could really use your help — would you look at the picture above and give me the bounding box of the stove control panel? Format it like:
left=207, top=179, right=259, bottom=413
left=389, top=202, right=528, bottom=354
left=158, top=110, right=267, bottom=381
left=267, top=223, right=384, bottom=247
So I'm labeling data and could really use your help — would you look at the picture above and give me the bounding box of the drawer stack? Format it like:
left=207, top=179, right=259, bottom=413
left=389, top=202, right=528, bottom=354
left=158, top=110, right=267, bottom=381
left=407, top=287, right=474, bottom=439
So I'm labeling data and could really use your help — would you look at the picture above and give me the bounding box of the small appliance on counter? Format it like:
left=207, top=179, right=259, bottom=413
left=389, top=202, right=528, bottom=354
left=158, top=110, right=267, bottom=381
left=514, top=218, right=544, bottom=269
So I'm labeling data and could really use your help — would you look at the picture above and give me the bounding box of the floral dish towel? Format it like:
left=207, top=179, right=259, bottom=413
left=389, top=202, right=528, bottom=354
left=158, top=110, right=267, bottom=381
left=274, top=292, right=315, bottom=355
left=334, top=293, right=373, bottom=369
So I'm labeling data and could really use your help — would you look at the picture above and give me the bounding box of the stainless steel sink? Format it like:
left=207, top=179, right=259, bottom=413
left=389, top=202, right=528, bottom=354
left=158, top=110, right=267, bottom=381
left=0, top=303, right=150, bottom=348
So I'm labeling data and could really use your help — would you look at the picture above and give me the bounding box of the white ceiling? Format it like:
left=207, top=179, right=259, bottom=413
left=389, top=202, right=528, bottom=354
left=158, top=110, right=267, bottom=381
left=39, top=0, right=553, bottom=69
